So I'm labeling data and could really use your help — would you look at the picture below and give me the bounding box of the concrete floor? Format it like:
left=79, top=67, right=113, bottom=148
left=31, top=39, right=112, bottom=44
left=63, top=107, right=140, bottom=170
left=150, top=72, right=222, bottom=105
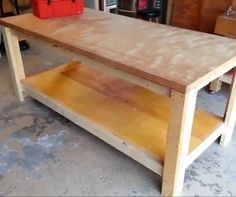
left=0, top=43, right=236, bottom=196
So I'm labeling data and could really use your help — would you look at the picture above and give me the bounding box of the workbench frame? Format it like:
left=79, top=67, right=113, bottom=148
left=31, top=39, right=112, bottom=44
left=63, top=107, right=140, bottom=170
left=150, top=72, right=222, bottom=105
left=2, top=26, right=236, bottom=196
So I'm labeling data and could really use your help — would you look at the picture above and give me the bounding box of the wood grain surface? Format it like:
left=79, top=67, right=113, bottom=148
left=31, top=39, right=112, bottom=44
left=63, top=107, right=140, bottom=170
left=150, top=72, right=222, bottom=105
left=1, top=9, right=236, bottom=92
left=22, top=62, right=223, bottom=163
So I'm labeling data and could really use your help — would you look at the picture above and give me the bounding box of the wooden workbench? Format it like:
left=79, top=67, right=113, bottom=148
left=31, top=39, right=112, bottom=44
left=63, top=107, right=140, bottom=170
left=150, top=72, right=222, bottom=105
left=1, top=9, right=236, bottom=196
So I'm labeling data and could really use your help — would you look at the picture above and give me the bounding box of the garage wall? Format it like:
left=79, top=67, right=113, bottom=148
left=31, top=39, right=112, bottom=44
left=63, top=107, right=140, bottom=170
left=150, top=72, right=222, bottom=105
left=171, top=0, right=232, bottom=33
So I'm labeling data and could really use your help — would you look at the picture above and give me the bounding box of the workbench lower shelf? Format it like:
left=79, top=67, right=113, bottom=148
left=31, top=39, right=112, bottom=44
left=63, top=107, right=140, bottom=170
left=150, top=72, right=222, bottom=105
left=21, top=62, right=223, bottom=175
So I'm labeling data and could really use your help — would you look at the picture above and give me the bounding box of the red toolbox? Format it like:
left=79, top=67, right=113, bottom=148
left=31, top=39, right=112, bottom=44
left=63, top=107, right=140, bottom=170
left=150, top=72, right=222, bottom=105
left=31, top=0, right=84, bottom=19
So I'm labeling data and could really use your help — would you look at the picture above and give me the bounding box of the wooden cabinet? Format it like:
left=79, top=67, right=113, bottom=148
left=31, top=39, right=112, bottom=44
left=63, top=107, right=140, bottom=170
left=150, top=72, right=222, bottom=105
left=215, top=14, right=236, bottom=38
left=209, top=0, right=236, bottom=93
left=170, top=0, right=201, bottom=31
left=233, top=0, right=236, bottom=10
left=2, top=0, right=12, bottom=13
left=171, top=0, right=232, bottom=33
left=2, top=0, right=30, bottom=14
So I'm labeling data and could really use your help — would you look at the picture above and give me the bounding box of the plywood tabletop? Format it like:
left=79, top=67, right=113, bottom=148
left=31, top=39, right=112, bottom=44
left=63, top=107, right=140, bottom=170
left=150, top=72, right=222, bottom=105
left=1, top=9, right=236, bottom=92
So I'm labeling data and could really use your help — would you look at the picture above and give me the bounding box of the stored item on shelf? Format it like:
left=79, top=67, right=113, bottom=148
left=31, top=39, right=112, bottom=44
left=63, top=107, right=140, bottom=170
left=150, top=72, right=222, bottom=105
left=30, top=0, right=84, bottom=19
left=137, top=0, right=161, bottom=12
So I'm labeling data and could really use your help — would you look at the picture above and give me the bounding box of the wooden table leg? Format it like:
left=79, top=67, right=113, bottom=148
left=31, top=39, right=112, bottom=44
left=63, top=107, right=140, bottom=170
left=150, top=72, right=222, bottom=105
left=209, top=78, right=222, bottom=93
left=220, top=72, right=236, bottom=146
left=94, top=0, right=99, bottom=10
left=1, top=27, right=25, bottom=102
left=162, top=90, right=197, bottom=196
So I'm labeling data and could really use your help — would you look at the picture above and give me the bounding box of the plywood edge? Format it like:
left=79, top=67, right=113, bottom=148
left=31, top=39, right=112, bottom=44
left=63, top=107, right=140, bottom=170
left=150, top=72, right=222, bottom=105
left=52, top=61, right=82, bottom=72
left=187, top=56, right=236, bottom=92
left=220, top=74, right=233, bottom=84
left=21, top=81, right=164, bottom=175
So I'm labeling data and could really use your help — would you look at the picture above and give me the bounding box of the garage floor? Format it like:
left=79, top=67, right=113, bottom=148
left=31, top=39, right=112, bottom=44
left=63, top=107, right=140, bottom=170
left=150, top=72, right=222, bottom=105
left=0, top=43, right=236, bottom=196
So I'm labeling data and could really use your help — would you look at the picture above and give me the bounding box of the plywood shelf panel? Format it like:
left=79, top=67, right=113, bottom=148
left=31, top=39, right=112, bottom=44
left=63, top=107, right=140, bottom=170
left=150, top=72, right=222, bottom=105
left=22, top=62, right=223, bottom=164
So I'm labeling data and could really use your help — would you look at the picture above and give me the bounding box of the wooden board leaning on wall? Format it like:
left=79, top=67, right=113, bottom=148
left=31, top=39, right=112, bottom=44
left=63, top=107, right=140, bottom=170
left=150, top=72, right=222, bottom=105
left=171, top=0, right=232, bottom=33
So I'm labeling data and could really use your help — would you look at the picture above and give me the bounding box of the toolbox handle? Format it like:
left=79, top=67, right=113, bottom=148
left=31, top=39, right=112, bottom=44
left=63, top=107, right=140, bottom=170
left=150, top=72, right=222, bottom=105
left=47, top=0, right=76, bottom=5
